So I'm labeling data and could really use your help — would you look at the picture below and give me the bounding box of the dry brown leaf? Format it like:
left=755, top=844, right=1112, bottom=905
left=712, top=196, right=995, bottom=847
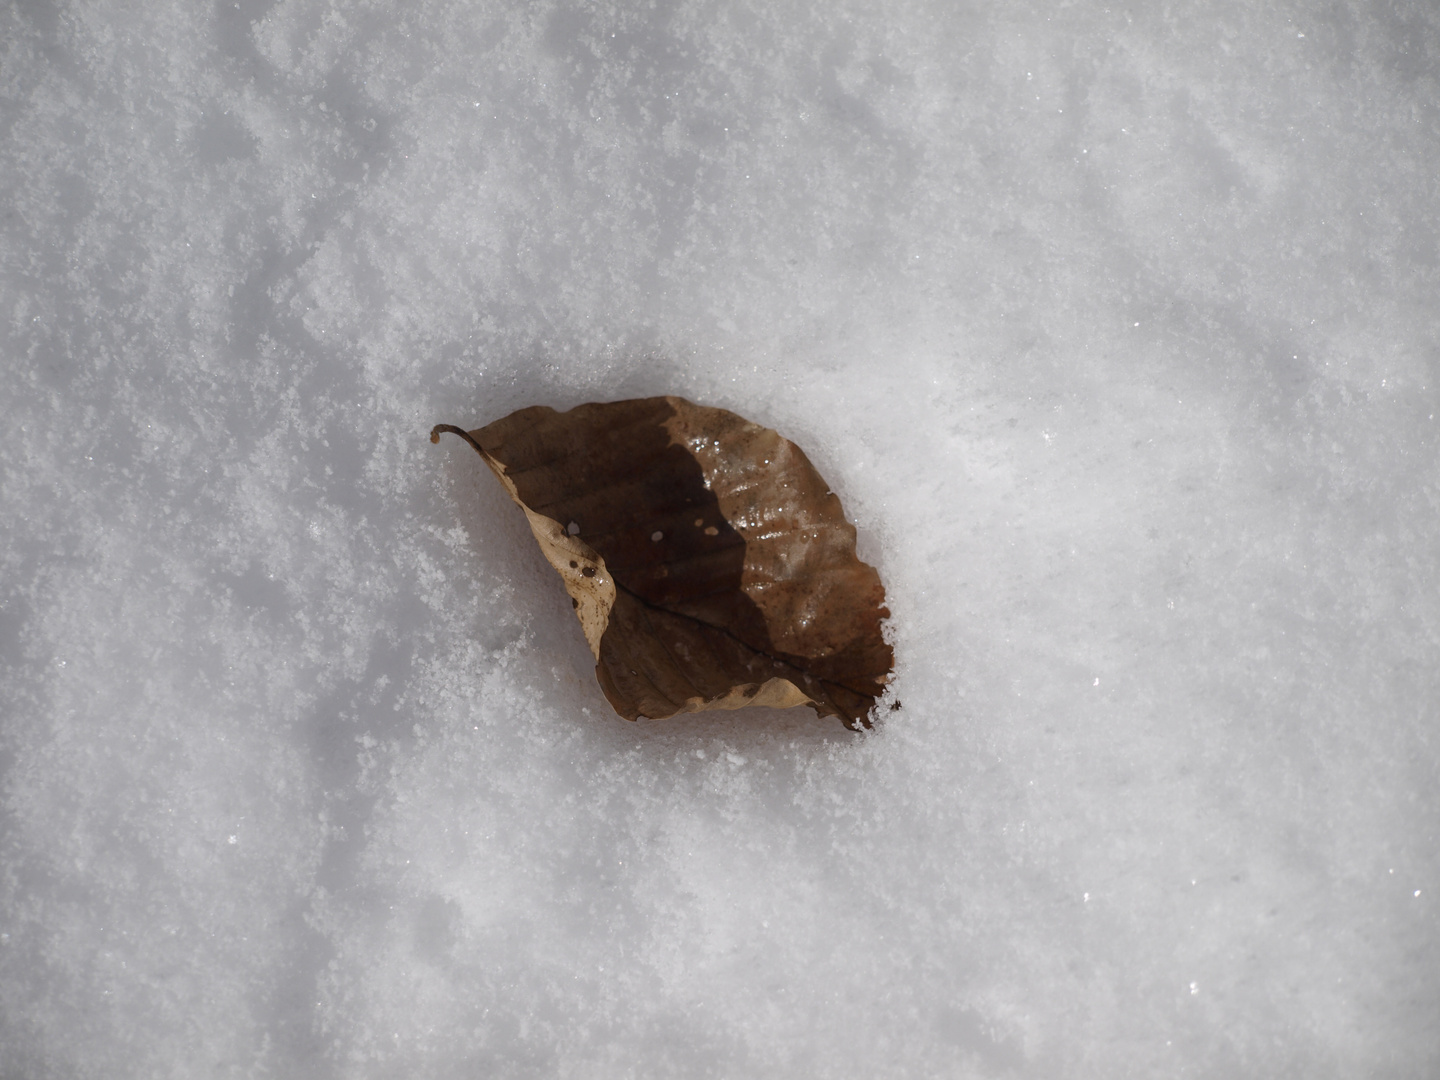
left=432, top=396, right=892, bottom=728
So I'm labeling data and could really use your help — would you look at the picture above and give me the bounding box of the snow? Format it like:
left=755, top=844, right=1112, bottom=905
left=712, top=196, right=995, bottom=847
left=2, top=0, right=1438, bottom=1076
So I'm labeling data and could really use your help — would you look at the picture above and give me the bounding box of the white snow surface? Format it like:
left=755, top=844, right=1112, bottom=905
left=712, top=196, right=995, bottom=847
left=2, top=1, right=1438, bottom=1077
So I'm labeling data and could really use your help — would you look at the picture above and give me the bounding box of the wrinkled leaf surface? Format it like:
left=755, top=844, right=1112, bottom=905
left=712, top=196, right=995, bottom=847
left=433, top=396, right=891, bottom=728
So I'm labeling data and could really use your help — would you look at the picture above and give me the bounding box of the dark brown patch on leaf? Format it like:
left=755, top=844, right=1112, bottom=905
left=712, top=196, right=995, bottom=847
left=433, top=396, right=892, bottom=728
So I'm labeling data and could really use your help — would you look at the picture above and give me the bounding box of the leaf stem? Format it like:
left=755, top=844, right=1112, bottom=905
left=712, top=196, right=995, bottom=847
left=430, top=424, right=487, bottom=456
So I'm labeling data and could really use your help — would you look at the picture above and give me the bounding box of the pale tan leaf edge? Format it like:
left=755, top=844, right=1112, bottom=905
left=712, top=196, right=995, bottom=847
left=433, top=425, right=616, bottom=658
